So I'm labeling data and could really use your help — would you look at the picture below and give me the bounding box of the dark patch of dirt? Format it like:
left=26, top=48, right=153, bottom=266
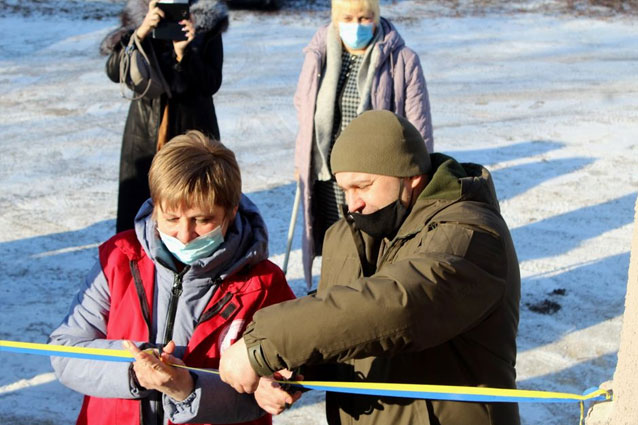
left=527, top=299, right=562, bottom=315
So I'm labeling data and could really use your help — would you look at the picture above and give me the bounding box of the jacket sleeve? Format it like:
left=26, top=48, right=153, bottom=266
left=163, top=373, right=265, bottom=424
left=243, top=223, right=508, bottom=374
left=294, top=29, right=325, bottom=172
left=401, top=48, right=434, bottom=153
left=169, top=32, right=223, bottom=97
left=293, top=47, right=318, bottom=118
left=293, top=50, right=314, bottom=172
left=49, top=261, right=149, bottom=399
left=105, top=31, right=132, bottom=83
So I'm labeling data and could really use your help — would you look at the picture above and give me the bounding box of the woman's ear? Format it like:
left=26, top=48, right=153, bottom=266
left=221, top=206, right=239, bottom=237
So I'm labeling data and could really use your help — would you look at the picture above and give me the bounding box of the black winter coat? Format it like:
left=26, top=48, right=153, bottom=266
left=101, top=0, right=227, bottom=232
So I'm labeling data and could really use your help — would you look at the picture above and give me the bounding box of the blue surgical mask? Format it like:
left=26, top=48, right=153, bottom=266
left=338, top=22, right=374, bottom=51
left=158, top=226, right=224, bottom=265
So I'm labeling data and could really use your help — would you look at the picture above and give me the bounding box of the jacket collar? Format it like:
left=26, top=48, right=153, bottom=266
left=373, top=17, right=405, bottom=61
left=394, top=153, right=501, bottom=240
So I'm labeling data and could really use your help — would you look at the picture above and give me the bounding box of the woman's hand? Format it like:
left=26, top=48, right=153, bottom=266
left=254, top=371, right=303, bottom=415
left=124, top=340, right=195, bottom=401
left=137, top=0, right=164, bottom=40
left=173, top=19, right=195, bottom=62
left=219, top=337, right=260, bottom=393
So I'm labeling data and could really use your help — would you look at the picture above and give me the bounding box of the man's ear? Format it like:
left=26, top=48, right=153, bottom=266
left=405, top=175, right=429, bottom=206
left=407, top=175, right=424, bottom=190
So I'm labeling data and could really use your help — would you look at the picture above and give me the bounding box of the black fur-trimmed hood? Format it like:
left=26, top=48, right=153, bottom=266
left=100, top=0, right=229, bottom=55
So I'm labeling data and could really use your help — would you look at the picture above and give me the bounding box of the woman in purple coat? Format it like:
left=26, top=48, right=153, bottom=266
left=294, top=0, right=434, bottom=287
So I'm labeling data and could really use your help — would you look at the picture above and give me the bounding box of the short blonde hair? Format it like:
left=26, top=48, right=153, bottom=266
left=331, top=0, right=380, bottom=25
left=149, top=130, right=241, bottom=217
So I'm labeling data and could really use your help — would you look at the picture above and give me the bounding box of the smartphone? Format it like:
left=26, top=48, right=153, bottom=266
left=153, top=0, right=190, bottom=41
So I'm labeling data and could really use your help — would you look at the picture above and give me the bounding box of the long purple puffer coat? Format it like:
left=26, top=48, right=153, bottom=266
left=293, top=17, right=434, bottom=287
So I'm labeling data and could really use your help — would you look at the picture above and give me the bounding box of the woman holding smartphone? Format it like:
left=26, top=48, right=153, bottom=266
left=100, top=0, right=227, bottom=233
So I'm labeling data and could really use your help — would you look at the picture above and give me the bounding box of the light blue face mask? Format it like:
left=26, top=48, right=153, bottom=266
left=158, top=226, right=224, bottom=265
left=338, top=22, right=375, bottom=51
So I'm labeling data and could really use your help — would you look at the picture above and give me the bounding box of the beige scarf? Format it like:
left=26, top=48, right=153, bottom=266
left=312, top=24, right=384, bottom=181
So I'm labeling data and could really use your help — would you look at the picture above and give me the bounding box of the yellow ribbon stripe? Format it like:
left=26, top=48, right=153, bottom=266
left=0, top=339, right=133, bottom=362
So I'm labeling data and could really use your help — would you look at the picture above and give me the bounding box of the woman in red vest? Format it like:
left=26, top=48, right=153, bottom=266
left=50, top=130, right=297, bottom=425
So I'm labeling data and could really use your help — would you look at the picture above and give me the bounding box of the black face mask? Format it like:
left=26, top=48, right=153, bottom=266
left=346, top=197, right=408, bottom=240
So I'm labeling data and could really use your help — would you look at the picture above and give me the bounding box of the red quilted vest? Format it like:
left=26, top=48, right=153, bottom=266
left=76, top=230, right=293, bottom=425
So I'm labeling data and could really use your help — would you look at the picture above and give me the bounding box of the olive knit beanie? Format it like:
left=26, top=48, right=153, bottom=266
left=330, top=110, right=431, bottom=177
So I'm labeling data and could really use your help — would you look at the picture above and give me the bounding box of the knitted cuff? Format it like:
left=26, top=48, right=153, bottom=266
left=243, top=326, right=276, bottom=377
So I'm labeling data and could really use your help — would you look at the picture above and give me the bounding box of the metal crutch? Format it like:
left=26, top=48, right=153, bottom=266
left=282, top=179, right=301, bottom=275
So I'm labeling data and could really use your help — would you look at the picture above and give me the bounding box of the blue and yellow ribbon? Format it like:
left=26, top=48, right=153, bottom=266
left=0, top=339, right=133, bottom=362
left=0, top=339, right=612, bottom=424
left=281, top=380, right=610, bottom=404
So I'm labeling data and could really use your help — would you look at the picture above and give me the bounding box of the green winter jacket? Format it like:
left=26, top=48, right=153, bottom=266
left=244, top=153, right=521, bottom=425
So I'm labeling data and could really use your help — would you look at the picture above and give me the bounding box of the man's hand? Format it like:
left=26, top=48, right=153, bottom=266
left=124, top=340, right=194, bottom=401
left=255, top=371, right=303, bottom=415
left=219, top=338, right=260, bottom=393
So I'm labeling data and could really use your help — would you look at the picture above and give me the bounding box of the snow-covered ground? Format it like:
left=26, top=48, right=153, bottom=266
left=0, top=2, right=637, bottom=424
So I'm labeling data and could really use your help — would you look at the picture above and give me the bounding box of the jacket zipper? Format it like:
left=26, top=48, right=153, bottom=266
left=163, top=268, right=188, bottom=345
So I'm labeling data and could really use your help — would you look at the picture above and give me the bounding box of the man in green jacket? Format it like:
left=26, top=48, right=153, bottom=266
left=220, top=110, right=521, bottom=425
